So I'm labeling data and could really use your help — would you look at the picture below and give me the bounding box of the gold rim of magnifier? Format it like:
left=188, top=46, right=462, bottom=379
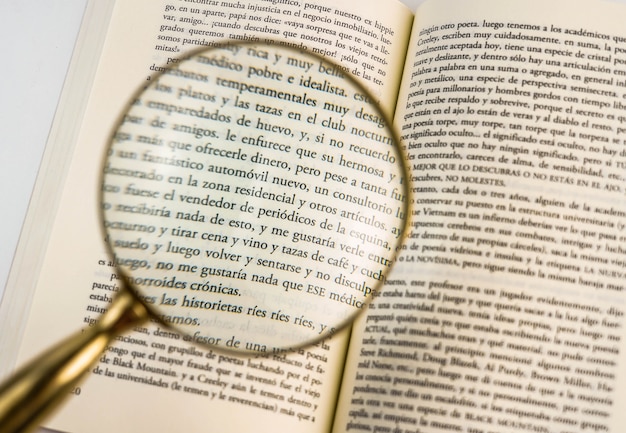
left=98, top=39, right=413, bottom=353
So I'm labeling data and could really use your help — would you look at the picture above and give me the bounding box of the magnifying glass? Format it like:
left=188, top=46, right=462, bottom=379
left=0, top=41, right=410, bottom=433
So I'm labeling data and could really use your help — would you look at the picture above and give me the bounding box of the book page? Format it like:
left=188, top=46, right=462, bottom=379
left=0, top=1, right=413, bottom=432
left=333, top=0, right=626, bottom=432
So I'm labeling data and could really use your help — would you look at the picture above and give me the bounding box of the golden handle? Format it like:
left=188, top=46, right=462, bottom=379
left=0, top=289, right=149, bottom=433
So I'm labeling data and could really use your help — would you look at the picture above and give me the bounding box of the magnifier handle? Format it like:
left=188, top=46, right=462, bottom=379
left=0, top=289, right=149, bottom=433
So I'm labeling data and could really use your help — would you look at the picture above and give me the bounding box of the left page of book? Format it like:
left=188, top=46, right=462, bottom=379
left=0, top=1, right=413, bottom=433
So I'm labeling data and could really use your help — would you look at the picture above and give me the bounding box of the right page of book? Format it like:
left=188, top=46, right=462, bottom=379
left=333, top=0, right=626, bottom=432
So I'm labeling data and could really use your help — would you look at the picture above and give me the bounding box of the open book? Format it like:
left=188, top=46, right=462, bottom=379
left=3, top=0, right=626, bottom=431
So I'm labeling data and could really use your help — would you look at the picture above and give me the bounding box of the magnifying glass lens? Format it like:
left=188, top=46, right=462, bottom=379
left=102, top=42, right=408, bottom=353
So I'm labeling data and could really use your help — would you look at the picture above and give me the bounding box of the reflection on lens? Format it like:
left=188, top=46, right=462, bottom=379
left=101, top=42, right=409, bottom=353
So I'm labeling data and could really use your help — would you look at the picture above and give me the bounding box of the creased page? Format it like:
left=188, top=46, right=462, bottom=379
left=333, top=0, right=626, bottom=432
left=1, top=0, right=413, bottom=432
